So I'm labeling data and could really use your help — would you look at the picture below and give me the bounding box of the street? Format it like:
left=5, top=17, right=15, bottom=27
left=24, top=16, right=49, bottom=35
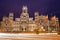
left=0, top=33, right=60, bottom=40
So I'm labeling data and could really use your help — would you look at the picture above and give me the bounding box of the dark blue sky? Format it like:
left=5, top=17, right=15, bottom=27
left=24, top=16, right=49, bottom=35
left=0, top=0, right=60, bottom=21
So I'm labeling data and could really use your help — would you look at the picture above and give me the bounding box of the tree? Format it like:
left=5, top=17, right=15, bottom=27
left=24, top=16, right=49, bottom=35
left=33, top=26, right=40, bottom=34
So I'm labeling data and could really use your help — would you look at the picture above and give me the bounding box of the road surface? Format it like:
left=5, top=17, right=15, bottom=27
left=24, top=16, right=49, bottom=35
left=0, top=33, right=60, bottom=40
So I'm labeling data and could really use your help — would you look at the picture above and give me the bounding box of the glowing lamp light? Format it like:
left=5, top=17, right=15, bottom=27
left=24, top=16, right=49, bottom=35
left=43, top=15, right=48, bottom=20
left=23, top=6, right=27, bottom=10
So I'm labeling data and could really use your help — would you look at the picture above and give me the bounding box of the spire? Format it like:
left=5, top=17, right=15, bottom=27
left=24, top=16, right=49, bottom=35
left=35, top=12, right=39, bottom=17
left=22, top=6, right=28, bottom=13
left=9, top=13, right=14, bottom=20
left=20, top=6, right=29, bottom=18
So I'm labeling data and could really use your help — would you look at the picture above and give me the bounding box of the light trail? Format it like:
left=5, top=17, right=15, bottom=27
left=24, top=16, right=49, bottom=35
left=0, top=33, right=57, bottom=37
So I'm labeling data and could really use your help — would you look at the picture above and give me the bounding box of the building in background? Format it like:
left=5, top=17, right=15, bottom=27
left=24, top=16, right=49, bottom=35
left=0, top=6, right=59, bottom=33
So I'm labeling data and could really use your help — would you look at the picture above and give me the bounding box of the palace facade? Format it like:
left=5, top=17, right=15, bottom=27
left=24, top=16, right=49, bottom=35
left=0, top=6, right=59, bottom=32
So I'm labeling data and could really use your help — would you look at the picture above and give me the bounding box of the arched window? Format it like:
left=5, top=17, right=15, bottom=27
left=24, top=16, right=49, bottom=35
left=25, top=28, right=26, bottom=31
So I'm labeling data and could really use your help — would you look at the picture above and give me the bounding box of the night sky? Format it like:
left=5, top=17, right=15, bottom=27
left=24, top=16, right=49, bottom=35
left=0, top=0, right=60, bottom=21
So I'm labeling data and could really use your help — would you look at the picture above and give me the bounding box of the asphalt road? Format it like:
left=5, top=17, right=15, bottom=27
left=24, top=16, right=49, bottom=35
left=0, top=33, right=60, bottom=40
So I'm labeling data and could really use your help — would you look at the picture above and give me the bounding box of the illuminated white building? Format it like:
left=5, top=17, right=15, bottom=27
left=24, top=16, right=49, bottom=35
left=1, top=6, right=59, bottom=32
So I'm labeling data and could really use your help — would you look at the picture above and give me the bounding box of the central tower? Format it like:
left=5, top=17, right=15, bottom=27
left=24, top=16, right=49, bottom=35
left=20, top=6, right=29, bottom=32
left=22, top=6, right=28, bottom=13
left=20, top=6, right=29, bottom=18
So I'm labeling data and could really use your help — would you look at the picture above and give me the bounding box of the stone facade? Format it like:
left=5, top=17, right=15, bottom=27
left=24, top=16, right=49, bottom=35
left=1, top=6, right=59, bottom=32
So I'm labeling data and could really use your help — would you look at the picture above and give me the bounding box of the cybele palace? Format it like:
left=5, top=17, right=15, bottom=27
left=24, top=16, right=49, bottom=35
left=0, top=6, right=59, bottom=33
